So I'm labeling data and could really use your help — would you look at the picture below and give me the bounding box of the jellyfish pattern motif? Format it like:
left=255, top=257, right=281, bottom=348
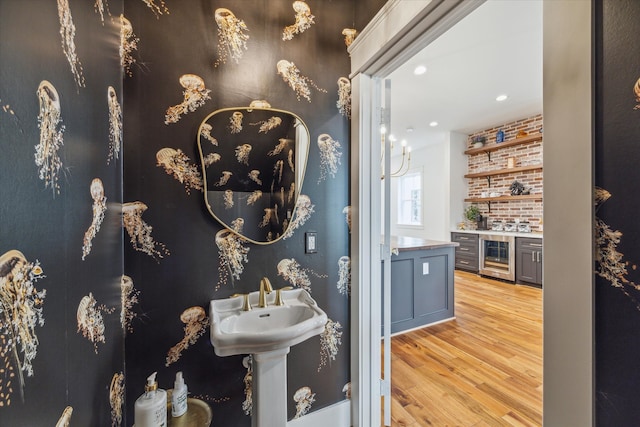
left=56, top=0, right=85, bottom=88
left=229, top=111, right=244, bottom=134
left=276, top=258, right=326, bottom=292
left=165, top=306, right=210, bottom=366
left=122, top=201, right=170, bottom=261
left=595, top=187, right=640, bottom=308
left=318, top=319, right=342, bottom=372
left=247, top=190, right=262, bottom=206
left=336, top=77, right=351, bottom=119
left=293, top=386, right=315, bottom=419
left=248, top=170, right=262, bottom=185
left=94, top=0, right=110, bottom=23
left=203, top=152, right=221, bottom=167
left=282, top=1, right=315, bottom=41
left=200, top=123, right=218, bottom=145
left=235, top=143, right=252, bottom=165
left=214, top=8, right=249, bottom=66
left=342, top=382, right=351, bottom=399
left=341, top=28, right=357, bottom=48
left=165, top=74, right=211, bottom=124
left=242, top=356, right=253, bottom=416
left=107, top=86, right=123, bottom=164
left=55, top=406, right=73, bottom=427
left=120, top=275, right=140, bottom=333
left=317, top=133, right=342, bottom=183
left=142, top=0, right=169, bottom=18
left=267, top=138, right=291, bottom=156
left=82, top=178, right=107, bottom=260
left=342, top=206, right=351, bottom=232
left=282, top=194, right=314, bottom=239
left=120, top=15, right=139, bottom=77
left=224, top=189, right=234, bottom=209
left=250, top=116, right=282, bottom=134
left=156, top=148, right=203, bottom=194
left=337, top=256, right=351, bottom=296
left=35, top=81, right=65, bottom=196
left=214, top=171, right=233, bottom=187
left=215, top=225, right=250, bottom=290
left=276, top=59, right=326, bottom=102
left=77, top=293, right=113, bottom=354
left=0, top=250, right=46, bottom=406
left=109, top=372, right=124, bottom=427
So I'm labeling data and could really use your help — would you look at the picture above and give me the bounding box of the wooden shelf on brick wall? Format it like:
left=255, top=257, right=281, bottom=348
left=465, top=194, right=542, bottom=213
left=463, top=133, right=543, bottom=156
left=464, top=164, right=543, bottom=179
left=465, top=194, right=543, bottom=203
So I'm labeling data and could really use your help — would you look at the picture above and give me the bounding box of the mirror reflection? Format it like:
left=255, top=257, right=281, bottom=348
left=197, top=107, right=309, bottom=244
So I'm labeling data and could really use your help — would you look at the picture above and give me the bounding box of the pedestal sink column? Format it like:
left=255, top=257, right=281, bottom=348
left=252, top=347, right=290, bottom=427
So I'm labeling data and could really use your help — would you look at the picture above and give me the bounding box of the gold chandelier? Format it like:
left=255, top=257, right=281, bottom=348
left=380, top=125, right=411, bottom=179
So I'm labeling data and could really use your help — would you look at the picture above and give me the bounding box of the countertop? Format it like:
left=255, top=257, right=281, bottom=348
left=390, top=235, right=459, bottom=252
left=452, top=229, right=543, bottom=239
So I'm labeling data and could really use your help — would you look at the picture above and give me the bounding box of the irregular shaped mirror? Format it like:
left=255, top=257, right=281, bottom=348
left=197, top=107, right=309, bottom=244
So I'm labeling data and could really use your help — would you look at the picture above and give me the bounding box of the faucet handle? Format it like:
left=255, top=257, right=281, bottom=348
left=230, top=293, right=252, bottom=311
left=274, top=287, right=294, bottom=306
left=259, top=277, right=273, bottom=308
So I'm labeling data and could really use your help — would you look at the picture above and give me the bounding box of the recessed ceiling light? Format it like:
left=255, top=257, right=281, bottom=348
left=413, top=65, right=427, bottom=75
left=429, top=121, right=438, bottom=127
left=496, top=94, right=508, bottom=102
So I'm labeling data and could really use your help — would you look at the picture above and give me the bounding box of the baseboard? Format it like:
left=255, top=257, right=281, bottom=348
left=287, top=400, right=351, bottom=427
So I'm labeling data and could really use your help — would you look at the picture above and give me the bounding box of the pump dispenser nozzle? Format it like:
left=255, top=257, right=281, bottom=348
left=145, top=372, right=158, bottom=394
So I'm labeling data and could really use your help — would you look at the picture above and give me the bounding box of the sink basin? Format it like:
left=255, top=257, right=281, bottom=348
left=210, top=288, right=327, bottom=357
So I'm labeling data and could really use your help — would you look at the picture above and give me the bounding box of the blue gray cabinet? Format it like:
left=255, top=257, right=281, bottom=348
left=382, top=242, right=456, bottom=334
left=516, top=237, right=543, bottom=286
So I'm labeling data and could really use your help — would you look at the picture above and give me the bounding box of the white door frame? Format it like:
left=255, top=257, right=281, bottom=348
left=349, top=1, right=594, bottom=426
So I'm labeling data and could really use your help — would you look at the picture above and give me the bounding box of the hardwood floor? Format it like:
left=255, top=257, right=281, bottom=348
left=387, top=270, right=542, bottom=426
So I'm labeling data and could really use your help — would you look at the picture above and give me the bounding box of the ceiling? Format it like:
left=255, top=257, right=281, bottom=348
left=387, top=0, right=543, bottom=149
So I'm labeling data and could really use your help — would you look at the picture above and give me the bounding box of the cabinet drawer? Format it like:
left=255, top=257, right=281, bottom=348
left=455, top=252, right=478, bottom=271
left=455, top=241, right=478, bottom=256
left=451, top=232, right=479, bottom=244
left=516, top=237, right=543, bottom=251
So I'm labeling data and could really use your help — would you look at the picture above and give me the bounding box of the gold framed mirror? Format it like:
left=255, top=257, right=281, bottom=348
left=197, top=107, right=309, bottom=244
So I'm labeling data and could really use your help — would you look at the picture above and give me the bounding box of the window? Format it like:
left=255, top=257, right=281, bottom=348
left=397, top=171, right=422, bottom=226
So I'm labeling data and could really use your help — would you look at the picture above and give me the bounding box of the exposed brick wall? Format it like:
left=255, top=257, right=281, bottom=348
left=466, top=114, right=543, bottom=231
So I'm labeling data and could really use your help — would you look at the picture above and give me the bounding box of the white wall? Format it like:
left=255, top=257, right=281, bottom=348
left=447, top=131, right=469, bottom=230
left=389, top=131, right=467, bottom=241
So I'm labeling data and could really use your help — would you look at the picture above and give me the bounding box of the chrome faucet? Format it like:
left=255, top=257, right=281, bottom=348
left=258, top=277, right=273, bottom=308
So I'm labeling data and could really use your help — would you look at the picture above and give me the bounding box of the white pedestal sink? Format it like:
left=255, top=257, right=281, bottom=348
left=210, top=288, right=327, bottom=427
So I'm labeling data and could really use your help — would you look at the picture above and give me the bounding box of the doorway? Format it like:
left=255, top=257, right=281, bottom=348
left=349, top=1, right=593, bottom=426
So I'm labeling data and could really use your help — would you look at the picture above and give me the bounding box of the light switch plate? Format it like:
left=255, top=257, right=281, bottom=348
left=423, top=262, right=429, bottom=275
left=305, top=231, right=317, bottom=254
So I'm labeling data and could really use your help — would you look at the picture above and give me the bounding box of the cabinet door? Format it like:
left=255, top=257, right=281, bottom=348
left=517, top=248, right=538, bottom=283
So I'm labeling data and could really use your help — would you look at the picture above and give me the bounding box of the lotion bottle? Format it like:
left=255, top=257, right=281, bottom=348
left=134, top=372, right=167, bottom=427
left=171, top=371, right=188, bottom=417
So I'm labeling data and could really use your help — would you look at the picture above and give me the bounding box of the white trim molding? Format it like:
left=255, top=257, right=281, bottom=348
left=287, top=400, right=351, bottom=427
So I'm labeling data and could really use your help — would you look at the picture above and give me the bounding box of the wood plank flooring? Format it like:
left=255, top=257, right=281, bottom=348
left=386, top=271, right=542, bottom=426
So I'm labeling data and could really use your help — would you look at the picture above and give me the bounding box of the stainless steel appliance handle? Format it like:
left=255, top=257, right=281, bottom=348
left=537, top=251, right=541, bottom=263
left=532, top=252, right=535, bottom=262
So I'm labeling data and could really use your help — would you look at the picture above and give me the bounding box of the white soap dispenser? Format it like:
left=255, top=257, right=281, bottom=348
left=134, top=372, right=167, bottom=427
left=171, top=371, right=188, bottom=417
